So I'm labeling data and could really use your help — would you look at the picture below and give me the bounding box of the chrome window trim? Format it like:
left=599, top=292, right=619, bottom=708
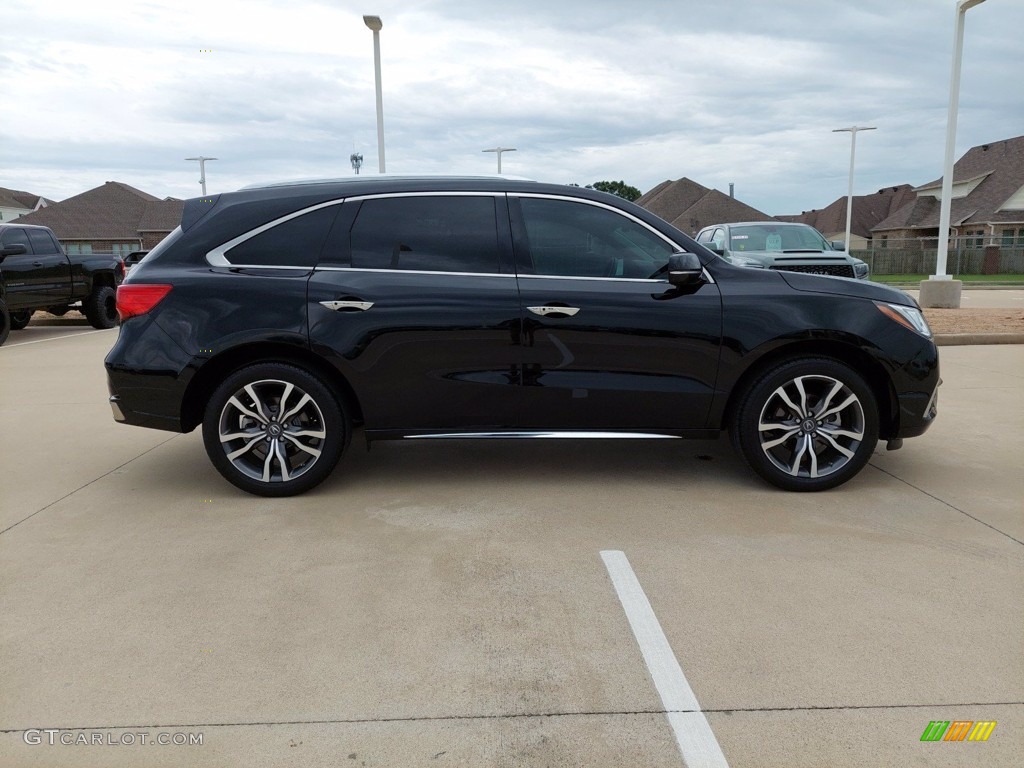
left=206, top=190, right=714, bottom=285
left=206, top=198, right=346, bottom=267
left=406, top=431, right=682, bottom=440
left=314, top=266, right=512, bottom=279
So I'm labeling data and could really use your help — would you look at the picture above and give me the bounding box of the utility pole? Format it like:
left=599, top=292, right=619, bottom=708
left=482, top=147, right=517, bottom=173
left=185, top=156, right=217, bottom=195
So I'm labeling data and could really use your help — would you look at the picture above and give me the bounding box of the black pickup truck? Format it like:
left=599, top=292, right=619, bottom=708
left=0, top=223, right=125, bottom=345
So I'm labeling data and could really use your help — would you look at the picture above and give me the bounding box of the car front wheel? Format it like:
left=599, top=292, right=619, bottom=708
left=9, top=311, right=32, bottom=330
left=202, top=363, right=347, bottom=497
left=732, top=358, right=879, bottom=491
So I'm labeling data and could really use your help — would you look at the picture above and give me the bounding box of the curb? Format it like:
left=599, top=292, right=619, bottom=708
left=934, top=333, right=1024, bottom=346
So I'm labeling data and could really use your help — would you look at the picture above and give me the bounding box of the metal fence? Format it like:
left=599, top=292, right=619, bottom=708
left=850, top=239, right=1024, bottom=275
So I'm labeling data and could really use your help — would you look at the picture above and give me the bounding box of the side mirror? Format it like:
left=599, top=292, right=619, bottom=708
left=831, top=240, right=846, bottom=251
left=708, top=245, right=725, bottom=256
left=0, top=243, right=29, bottom=259
left=124, top=251, right=147, bottom=267
left=667, top=252, right=704, bottom=287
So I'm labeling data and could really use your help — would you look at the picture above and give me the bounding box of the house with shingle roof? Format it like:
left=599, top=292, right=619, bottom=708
left=777, top=185, right=916, bottom=250
left=871, top=135, right=1024, bottom=251
left=636, top=177, right=774, bottom=235
left=12, top=181, right=183, bottom=256
left=0, top=187, right=55, bottom=223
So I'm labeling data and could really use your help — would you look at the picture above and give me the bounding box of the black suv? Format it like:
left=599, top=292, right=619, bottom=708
left=105, top=177, right=939, bottom=496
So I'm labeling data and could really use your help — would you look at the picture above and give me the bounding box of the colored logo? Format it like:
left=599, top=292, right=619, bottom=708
left=920, top=720, right=996, bottom=742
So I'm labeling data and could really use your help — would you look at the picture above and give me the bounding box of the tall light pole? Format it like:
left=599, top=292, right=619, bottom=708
left=483, top=147, right=516, bottom=173
left=185, top=156, right=217, bottom=195
left=363, top=15, right=386, bottom=173
left=831, top=127, right=875, bottom=252
left=933, top=0, right=986, bottom=283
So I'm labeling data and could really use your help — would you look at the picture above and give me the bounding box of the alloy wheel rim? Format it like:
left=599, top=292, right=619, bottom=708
left=757, top=374, right=865, bottom=479
left=217, top=379, right=327, bottom=483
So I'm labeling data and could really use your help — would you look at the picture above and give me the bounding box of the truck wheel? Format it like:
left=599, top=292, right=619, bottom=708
left=0, top=300, right=10, bottom=346
left=9, top=311, right=32, bottom=331
left=83, top=286, right=118, bottom=329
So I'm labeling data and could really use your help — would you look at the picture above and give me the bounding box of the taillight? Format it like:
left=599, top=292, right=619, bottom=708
left=117, top=284, right=172, bottom=321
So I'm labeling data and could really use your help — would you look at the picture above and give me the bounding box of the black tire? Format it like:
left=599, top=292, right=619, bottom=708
left=202, top=363, right=347, bottom=497
left=0, top=300, right=10, bottom=347
left=83, top=285, right=118, bottom=329
left=9, top=310, right=32, bottom=330
left=731, top=358, right=879, bottom=492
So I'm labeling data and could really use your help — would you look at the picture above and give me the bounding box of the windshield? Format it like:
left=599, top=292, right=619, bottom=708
left=729, top=224, right=830, bottom=252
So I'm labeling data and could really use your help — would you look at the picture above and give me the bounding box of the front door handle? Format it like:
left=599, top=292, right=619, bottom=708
left=527, top=305, right=580, bottom=318
left=320, top=300, right=374, bottom=311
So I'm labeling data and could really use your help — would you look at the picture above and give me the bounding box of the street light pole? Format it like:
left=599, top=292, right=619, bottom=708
left=920, top=0, right=986, bottom=309
left=832, top=126, right=876, bottom=252
left=363, top=15, right=386, bottom=173
left=185, top=156, right=217, bottom=196
left=482, top=147, right=516, bottom=173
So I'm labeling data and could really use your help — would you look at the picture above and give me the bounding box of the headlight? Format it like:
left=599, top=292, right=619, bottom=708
left=875, top=302, right=932, bottom=338
left=730, top=256, right=767, bottom=269
left=854, top=262, right=869, bottom=278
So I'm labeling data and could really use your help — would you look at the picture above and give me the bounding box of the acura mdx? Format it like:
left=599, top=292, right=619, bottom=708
left=105, top=176, right=939, bottom=496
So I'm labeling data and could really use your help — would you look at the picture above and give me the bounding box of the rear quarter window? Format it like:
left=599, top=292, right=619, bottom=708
left=224, top=206, right=340, bottom=267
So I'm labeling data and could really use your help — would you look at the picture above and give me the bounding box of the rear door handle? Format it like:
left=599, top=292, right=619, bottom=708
left=527, top=305, right=580, bottom=318
left=320, top=300, right=374, bottom=311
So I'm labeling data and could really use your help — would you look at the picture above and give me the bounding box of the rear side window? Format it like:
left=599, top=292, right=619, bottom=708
left=28, top=229, right=59, bottom=254
left=225, top=205, right=340, bottom=267
left=350, top=196, right=501, bottom=273
left=1, top=228, right=32, bottom=252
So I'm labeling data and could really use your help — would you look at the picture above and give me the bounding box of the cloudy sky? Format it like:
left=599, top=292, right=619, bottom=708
left=3, top=0, right=1021, bottom=215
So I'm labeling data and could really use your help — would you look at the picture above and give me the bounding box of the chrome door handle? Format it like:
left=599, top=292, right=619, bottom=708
left=320, top=300, right=374, bottom=311
left=527, top=305, right=580, bottom=317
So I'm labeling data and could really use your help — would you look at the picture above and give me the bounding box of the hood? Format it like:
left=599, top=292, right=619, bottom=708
left=778, top=271, right=916, bottom=306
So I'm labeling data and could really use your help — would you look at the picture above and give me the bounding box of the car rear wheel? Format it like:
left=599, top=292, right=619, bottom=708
left=0, top=300, right=10, bottom=346
left=202, top=363, right=347, bottom=497
left=732, top=358, right=879, bottom=491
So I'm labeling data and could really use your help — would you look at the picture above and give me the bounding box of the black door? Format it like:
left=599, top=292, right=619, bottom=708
left=307, top=194, right=523, bottom=434
left=1, top=228, right=61, bottom=308
left=510, top=195, right=722, bottom=432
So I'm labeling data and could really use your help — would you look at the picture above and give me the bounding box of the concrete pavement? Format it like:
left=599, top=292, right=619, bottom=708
left=1, top=328, right=1022, bottom=767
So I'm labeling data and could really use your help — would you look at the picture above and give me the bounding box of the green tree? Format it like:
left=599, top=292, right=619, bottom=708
left=586, top=180, right=642, bottom=202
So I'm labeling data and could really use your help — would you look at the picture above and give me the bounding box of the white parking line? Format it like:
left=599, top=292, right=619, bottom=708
left=1, top=328, right=116, bottom=348
left=601, top=550, right=729, bottom=768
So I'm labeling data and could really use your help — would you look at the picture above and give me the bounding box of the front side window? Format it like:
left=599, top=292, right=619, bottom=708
left=350, top=196, right=501, bottom=273
left=1, top=228, right=32, bottom=252
left=518, top=197, right=674, bottom=279
left=225, top=205, right=339, bottom=267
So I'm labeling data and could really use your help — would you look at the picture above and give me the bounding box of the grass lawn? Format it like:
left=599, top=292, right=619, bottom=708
left=872, top=274, right=1024, bottom=284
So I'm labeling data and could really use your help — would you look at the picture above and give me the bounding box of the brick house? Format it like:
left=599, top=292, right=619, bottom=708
left=636, top=177, right=775, bottom=235
left=12, top=181, right=183, bottom=255
left=871, top=135, right=1024, bottom=251
left=777, top=185, right=917, bottom=250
